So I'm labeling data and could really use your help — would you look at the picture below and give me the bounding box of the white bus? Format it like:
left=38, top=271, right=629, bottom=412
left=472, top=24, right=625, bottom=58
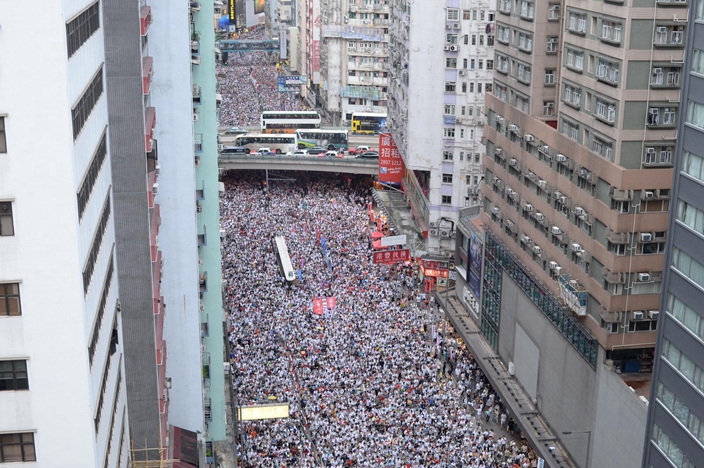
left=273, top=236, right=296, bottom=282
left=233, top=134, right=298, bottom=154
left=294, top=129, right=349, bottom=151
left=261, top=111, right=322, bottom=133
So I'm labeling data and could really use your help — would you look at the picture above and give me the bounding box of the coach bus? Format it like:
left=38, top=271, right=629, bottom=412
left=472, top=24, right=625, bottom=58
left=261, top=111, right=322, bottom=133
left=273, top=236, right=296, bottom=282
left=294, top=129, right=349, bottom=151
left=351, top=112, right=387, bottom=135
left=233, top=133, right=298, bottom=154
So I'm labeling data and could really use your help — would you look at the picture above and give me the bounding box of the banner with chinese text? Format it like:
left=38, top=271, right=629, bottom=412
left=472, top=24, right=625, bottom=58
left=373, top=249, right=410, bottom=264
left=378, top=133, right=405, bottom=184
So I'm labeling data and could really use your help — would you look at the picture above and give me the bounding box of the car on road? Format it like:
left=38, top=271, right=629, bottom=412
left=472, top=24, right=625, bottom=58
left=255, top=147, right=276, bottom=156
left=348, top=145, right=377, bottom=155
left=356, top=151, right=380, bottom=159
left=324, top=150, right=339, bottom=157
left=224, top=127, right=248, bottom=135
left=286, top=149, right=308, bottom=157
left=306, top=146, right=326, bottom=156
left=221, top=146, right=247, bottom=154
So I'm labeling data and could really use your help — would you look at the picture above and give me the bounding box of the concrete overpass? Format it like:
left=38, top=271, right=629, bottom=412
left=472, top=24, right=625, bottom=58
left=219, top=154, right=378, bottom=174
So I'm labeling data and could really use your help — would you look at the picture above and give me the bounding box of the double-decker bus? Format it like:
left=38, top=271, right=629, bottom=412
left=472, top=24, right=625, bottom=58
left=261, top=111, right=321, bottom=133
left=351, top=112, right=387, bottom=135
left=294, top=129, right=349, bottom=151
left=273, top=236, right=296, bottom=282
left=233, top=134, right=298, bottom=154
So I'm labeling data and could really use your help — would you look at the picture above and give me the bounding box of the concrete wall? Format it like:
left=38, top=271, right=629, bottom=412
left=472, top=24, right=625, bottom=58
left=500, top=272, right=646, bottom=468
left=150, top=0, right=205, bottom=434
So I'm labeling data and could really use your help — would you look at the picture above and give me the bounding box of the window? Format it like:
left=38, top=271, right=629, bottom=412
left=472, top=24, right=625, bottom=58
left=442, top=173, right=453, bottom=183
left=472, top=35, right=477, bottom=45
left=478, top=60, right=484, bottom=70
left=669, top=294, right=704, bottom=342
left=486, top=83, right=493, bottom=93
left=548, top=4, right=560, bottom=20
left=497, top=25, right=510, bottom=43
left=463, top=10, right=470, bottom=20
left=0, top=433, right=36, bottom=463
left=672, top=247, right=704, bottom=289
left=595, top=99, right=616, bottom=123
left=0, top=360, right=29, bottom=391
left=0, top=117, right=6, bottom=153
left=446, top=34, right=458, bottom=44
left=444, top=105, right=455, bottom=115
left=520, top=1, right=535, bottom=19
left=517, top=32, right=533, bottom=52
left=442, top=195, right=452, bottom=205
left=470, top=59, right=476, bottom=69
left=657, top=382, right=704, bottom=447
left=663, top=107, right=677, bottom=125
left=566, top=49, right=584, bottom=70
left=487, top=35, right=494, bottom=46
left=568, top=12, right=586, bottom=33
left=683, top=150, right=704, bottom=182
left=72, top=65, right=104, bottom=140
left=693, top=49, right=704, bottom=75
left=444, top=128, right=455, bottom=138
left=601, top=20, right=622, bottom=43
left=596, top=59, right=618, bottom=83
left=652, top=67, right=664, bottom=85
left=652, top=425, right=696, bottom=468
left=562, top=121, right=579, bottom=141
left=544, top=101, right=555, bottom=116
left=499, top=0, right=511, bottom=13
left=446, top=57, right=457, bottom=68
left=66, top=1, right=100, bottom=58
left=83, top=194, right=112, bottom=295
left=77, top=130, right=108, bottom=220
left=447, top=9, right=460, bottom=20
left=88, top=255, right=115, bottom=366
left=0, top=201, right=14, bottom=237
left=0, top=283, right=21, bottom=317
left=686, top=100, right=704, bottom=129
left=546, top=37, right=558, bottom=53
left=443, top=151, right=454, bottom=161
left=487, top=60, right=494, bottom=70
left=544, top=69, right=555, bottom=85
left=445, top=81, right=456, bottom=92
left=515, top=62, right=531, bottom=83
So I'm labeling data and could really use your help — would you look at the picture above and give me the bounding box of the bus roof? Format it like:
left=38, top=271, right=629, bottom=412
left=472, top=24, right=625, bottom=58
left=235, top=133, right=296, bottom=139
left=351, top=112, right=387, bottom=118
left=274, top=236, right=295, bottom=280
left=295, top=129, right=348, bottom=134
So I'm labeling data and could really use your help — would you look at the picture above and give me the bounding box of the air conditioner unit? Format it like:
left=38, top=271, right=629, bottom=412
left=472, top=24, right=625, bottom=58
left=429, top=228, right=439, bottom=236
left=495, top=148, right=503, bottom=155
left=549, top=260, right=558, bottom=270
left=556, top=154, right=567, bottom=162
left=644, top=191, right=655, bottom=199
left=496, top=116, right=504, bottom=123
left=522, top=235, right=532, bottom=244
left=553, top=191, right=563, bottom=199
left=574, top=207, right=585, bottom=216
left=493, top=176, right=500, bottom=184
left=638, top=273, right=651, bottom=282
left=569, top=280, right=579, bottom=289
left=535, top=212, right=545, bottom=221
left=509, top=124, right=519, bottom=132
left=524, top=204, right=534, bottom=212
left=540, top=145, right=549, bottom=152
left=196, top=204, right=203, bottom=213
left=527, top=172, right=536, bottom=180
left=152, top=183, right=159, bottom=195
left=648, top=310, right=659, bottom=319
left=571, top=243, right=582, bottom=252
left=551, top=226, right=562, bottom=235
left=509, top=158, right=517, bottom=166
left=195, top=156, right=201, bottom=166
left=559, top=196, right=567, bottom=204
left=444, top=45, right=451, bottom=51
left=440, top=229, right=451, bottom=237
left=633, top=311, right=644, bottom=320
left=155, top=165, right=161, bottom=176
left=538, top=180, right=548, bottom=189
left=533, top=245, right=542, bottom=254
left=653, top=68, right=663, bottom=75
left=449, top=45, right=458, bottom=51
left=508, top=361, right=515, bottom=375
left=640, top=233, right=652, bottom=242
left=491, top=206, right=500, bottom=214
left=656, top=26, right=667, bottom=33
left=459, top=69, right=467, bottom=76
left=453, top=23, right=461, bottom=29
left=554, top=266, right=562, bottom=273
left=524, top=134, right=535, bottom=142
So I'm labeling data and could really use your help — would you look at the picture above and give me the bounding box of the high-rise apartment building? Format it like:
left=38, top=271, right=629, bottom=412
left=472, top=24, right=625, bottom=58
left=0, top=2, right=130, bottom=466
left=480, top=0, right=689, bottom=465
left=387, top=0, right=491, bottom=253
left=317, top=0, right=390, bottom=124
left=644, top=2, right=704, bottom=466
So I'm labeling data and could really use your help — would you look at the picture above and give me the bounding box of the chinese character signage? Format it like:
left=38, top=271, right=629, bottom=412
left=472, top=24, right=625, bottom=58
left=277, top=75, right=307, bottom=92
left=378, top=133, right=405, bottom=184
left=373, top=249, right=410, bottom=264
left=312, top=296, right=336, bottom=315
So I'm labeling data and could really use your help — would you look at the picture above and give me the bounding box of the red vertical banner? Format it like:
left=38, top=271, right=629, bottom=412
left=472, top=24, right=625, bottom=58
left=326, top=297, right=336, bottom=309
left=377, top=218, right=382, bottom=232
left=313, top=298, right=324, bottom=315
left=378, top=133, right=405, bottom=184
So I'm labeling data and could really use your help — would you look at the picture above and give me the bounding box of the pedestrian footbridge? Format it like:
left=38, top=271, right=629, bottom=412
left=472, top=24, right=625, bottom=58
left=219, top=154, right=379, bottom=174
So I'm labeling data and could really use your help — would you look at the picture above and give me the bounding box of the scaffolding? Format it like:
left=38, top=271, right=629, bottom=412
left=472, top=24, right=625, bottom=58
left=558, top=274, right=588, bottom=316
left=130, top=441, right=179, bottom=468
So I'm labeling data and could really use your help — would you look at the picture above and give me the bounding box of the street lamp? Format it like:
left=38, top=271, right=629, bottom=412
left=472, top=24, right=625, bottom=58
left=562, top=430, right=591, bottom=468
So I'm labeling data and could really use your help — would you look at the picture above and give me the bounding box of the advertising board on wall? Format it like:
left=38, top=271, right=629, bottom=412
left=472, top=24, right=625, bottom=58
left=378, top=133, right=405, bottom=184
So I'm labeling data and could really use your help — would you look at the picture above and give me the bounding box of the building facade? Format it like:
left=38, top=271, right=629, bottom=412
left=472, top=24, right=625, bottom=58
left=643, top=1, right=704, bottom=466
left=480, top=0, right=689, bottom=465
left=387, top=0, right=492, bottom=254
left=0, top=1, right=129, bottom=466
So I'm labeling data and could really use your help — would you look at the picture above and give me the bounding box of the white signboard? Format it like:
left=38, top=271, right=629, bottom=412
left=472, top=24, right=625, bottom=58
left=537, top=458, right=545, bottom=468
left=380, top=235, right=407, bottom=247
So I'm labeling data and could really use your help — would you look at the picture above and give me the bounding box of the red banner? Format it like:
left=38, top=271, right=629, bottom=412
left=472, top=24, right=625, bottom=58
left=378, top=133, right=405, bottom=184
left=313, top=296, right=336, bottom=316
left=313, top=298, right=324, bottom=315
left=373, top=249, right=410, bottom=264
left=420, top=265, right=449, bottom=278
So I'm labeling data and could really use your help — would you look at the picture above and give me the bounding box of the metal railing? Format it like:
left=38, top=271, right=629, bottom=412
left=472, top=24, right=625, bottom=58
left=219, top=153, right=379, bottom=165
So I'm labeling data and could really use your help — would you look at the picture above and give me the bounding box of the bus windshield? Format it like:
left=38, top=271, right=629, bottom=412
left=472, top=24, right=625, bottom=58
left=294, top=130, right=349, bottom=150
left=351, top=112, right=387, bottom=135
left=273, top=236, right=296, bottom=282
left=261, top=111, right=321, bottom=133
left=233, top=134, right=298, bottom=154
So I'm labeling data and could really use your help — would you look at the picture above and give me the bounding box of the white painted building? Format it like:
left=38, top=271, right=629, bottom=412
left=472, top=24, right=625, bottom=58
left=0, top=1, right=129, bottom=467
left=388, top=0, right=493, bottom=252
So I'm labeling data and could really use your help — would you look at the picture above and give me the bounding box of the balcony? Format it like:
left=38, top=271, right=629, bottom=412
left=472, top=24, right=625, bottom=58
left=323, top=24, right=382, bottom=41
left=194, top=133, right=203, bottom=153
left=145, top=107, right=156, bottom=153
left=191, top=33, right=201, bottom=65
left=150, top=203, right=161, bottom=259
left=142, top=57, right=153, bottom=95
left=140, top=6, right=152, bottom=36
left=193, top=84, right=202, bottom=105
left=199, top=271, right=208, bottom=292
left=189, top=1, right=201, bottom=11
left=204, top=397, right=212, bottom=421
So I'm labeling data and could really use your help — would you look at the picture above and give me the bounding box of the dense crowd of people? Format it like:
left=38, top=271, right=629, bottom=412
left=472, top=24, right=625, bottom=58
left=221, top=172, right=538, bottom=467
left=217, top=27, right=306, bottom=127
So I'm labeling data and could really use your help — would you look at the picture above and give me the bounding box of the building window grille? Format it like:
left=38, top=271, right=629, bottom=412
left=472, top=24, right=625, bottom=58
left=66, top=2, right=100, bottom=58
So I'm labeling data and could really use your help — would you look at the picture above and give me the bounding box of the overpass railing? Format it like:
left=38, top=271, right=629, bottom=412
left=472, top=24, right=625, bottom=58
left=219, top=154, right=379, bottom=165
